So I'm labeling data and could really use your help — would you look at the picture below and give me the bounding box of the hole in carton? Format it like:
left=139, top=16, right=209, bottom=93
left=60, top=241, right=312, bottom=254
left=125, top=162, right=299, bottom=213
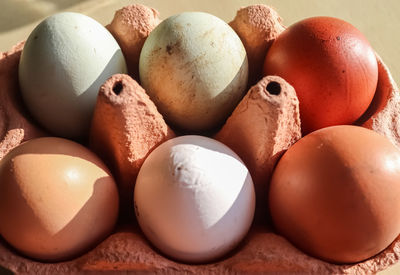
left=113, top=81, right=123, bottom=95
left=266, top=81, right=281, bottom=95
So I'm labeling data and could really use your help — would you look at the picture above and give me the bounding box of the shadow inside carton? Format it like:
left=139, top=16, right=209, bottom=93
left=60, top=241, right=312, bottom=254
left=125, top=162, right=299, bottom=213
left=355, top=55, right=393, bottom=126
left=0, top=42, right=47, bottom=159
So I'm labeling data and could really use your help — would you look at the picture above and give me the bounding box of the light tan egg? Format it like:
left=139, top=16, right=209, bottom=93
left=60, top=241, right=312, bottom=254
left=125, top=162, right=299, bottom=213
left=0, top=137, right=119, bottom=262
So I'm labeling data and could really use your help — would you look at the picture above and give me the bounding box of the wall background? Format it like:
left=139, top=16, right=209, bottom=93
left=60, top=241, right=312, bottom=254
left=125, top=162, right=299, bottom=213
left=1, top=0, right=399, bottom=85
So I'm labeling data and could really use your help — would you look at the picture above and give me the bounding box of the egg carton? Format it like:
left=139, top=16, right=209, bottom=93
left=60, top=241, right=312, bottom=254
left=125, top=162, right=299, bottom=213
left=1, top=4, right=400, bottom=274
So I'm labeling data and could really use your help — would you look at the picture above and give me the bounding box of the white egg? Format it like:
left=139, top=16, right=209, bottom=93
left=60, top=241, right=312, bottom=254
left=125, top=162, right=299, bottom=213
left=139, top=12, right=248, bottom=132
left=19, top=12, right=127, bottom=139
left=134, top=135, right=255, bottom=263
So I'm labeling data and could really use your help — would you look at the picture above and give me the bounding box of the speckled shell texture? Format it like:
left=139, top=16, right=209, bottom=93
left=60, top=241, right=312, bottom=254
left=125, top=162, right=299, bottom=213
left=0, top=4, right=399, bottom=274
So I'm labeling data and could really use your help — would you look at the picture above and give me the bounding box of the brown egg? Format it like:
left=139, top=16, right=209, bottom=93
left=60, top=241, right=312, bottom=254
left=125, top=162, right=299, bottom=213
left=263, top=17, right=378, bottom=134
left=269, top=125, right=400, bottom=264
left=0, top=137, right=119, bottom=262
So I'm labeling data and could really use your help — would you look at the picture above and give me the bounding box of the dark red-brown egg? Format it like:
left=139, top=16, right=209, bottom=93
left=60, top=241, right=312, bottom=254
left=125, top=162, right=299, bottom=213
left=263, top=17, right=378, bottom=134
left=269, top=125, right=400, bottom=264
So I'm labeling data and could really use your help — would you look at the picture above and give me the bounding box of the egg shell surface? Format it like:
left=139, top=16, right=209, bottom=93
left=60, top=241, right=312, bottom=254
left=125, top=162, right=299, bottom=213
left=18, top=12, right=127, bottom=139
left=263, top=17, right=378, bottom=134
left=134, top=135, right=255, bottom=263
left=139, top=12, right=248, bottom=132
left=269, top=125, right=400, bottom=264
left=0, top=137, right=119, bottom=261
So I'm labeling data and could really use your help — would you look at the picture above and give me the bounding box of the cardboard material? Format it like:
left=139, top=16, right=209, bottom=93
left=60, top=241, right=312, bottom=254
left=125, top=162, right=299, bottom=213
left=1, top=2, right=400, bottom=274
left=89, top=73, right=175, bottom=218
left=0, top=42, right=44, bottom=160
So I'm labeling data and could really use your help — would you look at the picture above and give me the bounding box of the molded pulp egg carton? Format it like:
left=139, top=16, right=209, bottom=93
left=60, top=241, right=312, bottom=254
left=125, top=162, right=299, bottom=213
left=1, top=4, right=400, bottom=274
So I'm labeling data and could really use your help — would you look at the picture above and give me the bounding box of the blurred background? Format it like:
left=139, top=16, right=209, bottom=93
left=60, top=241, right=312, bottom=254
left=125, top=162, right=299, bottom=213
left=0, top=0, right=399, bottom=274
left=0, top=0, right=399, bottom=84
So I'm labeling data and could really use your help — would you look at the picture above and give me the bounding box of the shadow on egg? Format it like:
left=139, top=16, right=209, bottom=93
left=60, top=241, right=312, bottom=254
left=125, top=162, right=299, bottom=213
left=169, top=56, right=249, bottom=137
left=134, top=172, right=255, bottom=265
left=46, top=176, right=118, bottom=262
left=0, top=175, right=118, bottom=263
